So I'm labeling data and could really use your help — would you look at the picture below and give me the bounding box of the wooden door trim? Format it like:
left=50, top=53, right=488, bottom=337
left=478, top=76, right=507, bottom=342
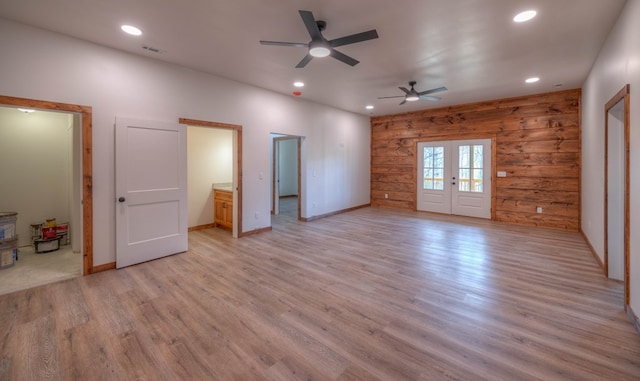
left=603, top=84, right=630, bottom=307
left=179, top=118, right=243, bottom=237
left=0, top=95, right=93, bottom=275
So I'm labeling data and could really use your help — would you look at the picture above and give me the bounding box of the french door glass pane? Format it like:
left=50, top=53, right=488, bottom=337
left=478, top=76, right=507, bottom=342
left=423, top=146, right=444, bottom=190
left=458, top=144, right=484, bottom=193
left=473, top=145, right=483, bottom=168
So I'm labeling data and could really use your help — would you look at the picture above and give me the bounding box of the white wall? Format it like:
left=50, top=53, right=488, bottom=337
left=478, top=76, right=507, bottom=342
left=582, top=0, right=640, bottom=314
left=0, top=18, right=371, bottom=266
left=187, top=126, right=233, bottom=227
left=279, top=139, right=298, bottom=197
left=0, top=107, right=71, bottom=246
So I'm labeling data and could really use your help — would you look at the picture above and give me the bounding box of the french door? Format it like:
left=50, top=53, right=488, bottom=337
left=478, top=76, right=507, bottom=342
left=417, top=139, right=492, bottom=219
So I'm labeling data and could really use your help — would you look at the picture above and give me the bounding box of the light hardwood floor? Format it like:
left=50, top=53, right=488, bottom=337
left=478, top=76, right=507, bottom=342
left=1, top=207, right=639, bottom=380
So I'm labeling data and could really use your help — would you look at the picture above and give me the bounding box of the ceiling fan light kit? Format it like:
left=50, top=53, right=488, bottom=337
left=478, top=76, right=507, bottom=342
left=309, top=41, right=331, bottom=57
left=260, top=10, right=379, bottom=68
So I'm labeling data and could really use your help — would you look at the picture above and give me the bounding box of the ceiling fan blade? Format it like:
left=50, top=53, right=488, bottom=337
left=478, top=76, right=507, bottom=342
left=418, top=86, right=448, bottom=96
left=330, top=49, right=359, bottom=66
left=329, top=30, right=379, bottom=48
left=377, top=95, right=405, bottom=99
left=260, top=40, right=308, bottom=48
left=299, top=10, right=323, bottom=41
left=420, top=95, right=442, bottom=101
left=398, top=87, right=410, bottom=95
left=399, top=99, right=407, bottom=105
left=295, top=54, right=314, bottom=68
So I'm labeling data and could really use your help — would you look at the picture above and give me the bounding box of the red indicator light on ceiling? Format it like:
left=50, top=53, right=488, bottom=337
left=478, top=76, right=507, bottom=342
left=293, top=91, right=302, bottom=96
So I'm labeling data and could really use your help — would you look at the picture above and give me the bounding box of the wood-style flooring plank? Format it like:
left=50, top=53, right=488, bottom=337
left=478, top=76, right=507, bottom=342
left=1, top=206, right=639, bottom=380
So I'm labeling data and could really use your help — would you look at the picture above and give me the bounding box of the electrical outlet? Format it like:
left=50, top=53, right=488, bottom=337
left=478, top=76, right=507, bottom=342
left=536, top=206, right=543, bottom=214
left=384, top=193, right=389, bottom=199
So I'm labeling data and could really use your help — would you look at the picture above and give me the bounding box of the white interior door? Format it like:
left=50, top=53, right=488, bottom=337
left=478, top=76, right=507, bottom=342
left=417, top=139, right=491, bottom=219
left=115, top=117, right=188, bottom=268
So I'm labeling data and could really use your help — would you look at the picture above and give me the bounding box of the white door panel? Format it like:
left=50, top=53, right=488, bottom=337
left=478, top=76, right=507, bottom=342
left=417, top=139, right=491, bottom=219
left=451, top=139, right=492, bottom=218
left=417, top=143, right=451, bottom=214
left=116, top=117, right=188, bottom=268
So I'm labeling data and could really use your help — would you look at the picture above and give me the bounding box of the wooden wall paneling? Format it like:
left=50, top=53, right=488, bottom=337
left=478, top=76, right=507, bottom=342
left=370, top=89, right=582, bottom=230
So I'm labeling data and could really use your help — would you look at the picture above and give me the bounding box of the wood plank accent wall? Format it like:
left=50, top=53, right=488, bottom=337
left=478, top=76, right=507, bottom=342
left=370, top=89, right=581, bottom=231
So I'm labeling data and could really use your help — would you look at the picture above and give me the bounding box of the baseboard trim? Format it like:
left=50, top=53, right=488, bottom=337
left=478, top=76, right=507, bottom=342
left=627, top=305, right=640, bottom=335
left=239, top=226, right=272, bottom=237
left=581, top=230, right=605, bottom=275
left=302, top=203, right=371, bottom=222
left=188, top=223, right=216, bottom=232
left=92, top=262, right=116, bottom=273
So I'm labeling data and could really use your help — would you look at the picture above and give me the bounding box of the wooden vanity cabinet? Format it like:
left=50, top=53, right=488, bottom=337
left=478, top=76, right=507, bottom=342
left=213, top=190, right=233, bottom=230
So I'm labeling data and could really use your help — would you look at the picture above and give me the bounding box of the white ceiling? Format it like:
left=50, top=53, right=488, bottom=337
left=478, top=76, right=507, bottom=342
left=0, top=0, right=626, bottom=116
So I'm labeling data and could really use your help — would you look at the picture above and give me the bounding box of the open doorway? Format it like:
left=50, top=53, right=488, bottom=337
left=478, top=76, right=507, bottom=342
left=187, top=125, right=233, bottom=233
left=271, top=135, right=301, bottom=221
left=0, top=102, right=89, bottom=294
left=180, top=118, right=242, bottom=238
left=604, top=84, right=630, bottom=308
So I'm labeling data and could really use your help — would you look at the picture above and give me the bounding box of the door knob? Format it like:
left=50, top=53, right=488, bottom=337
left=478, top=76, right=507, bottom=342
left=118, top=197, right=125, bottom=202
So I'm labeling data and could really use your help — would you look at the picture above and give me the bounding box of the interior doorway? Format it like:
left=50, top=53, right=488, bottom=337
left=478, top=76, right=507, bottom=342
left=604, top=84, right=630, bottom=307
left=180, top=118, right=242, bottom=238
left=271, top=135, right=301, bottom=220
left=0, top=96, right=92, bottom=275
left=417, top=138, right=493, bottom=219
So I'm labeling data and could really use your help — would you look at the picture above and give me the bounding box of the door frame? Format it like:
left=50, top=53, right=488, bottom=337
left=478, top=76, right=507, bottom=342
left=179, top=118, right=243, bottom=238
left=416, top=136, right=497, bottom=220
left=603, top=84, right=630, bottom=307
left=272, top=135, right=301, bottom=220
left=0, top=95, right=93, bottom=275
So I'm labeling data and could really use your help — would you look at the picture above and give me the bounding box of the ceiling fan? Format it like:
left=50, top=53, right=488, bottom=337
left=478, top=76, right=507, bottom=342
left=378, top=81, right=448, bottom=105
left=260, top=10, right=379, bottom=68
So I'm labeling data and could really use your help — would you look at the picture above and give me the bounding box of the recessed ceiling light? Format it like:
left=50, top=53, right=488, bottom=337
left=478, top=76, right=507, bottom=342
left=121, top=25, right=142, bottom=36
left=525, top=77, right=540, bottom=84
left=293, top=81, right=305, bottom=88
left=366, top=105, right=374, bottom=110
left=514, top=10, right=537, bottom=23
left=17, top=108, right=35, bottom=113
